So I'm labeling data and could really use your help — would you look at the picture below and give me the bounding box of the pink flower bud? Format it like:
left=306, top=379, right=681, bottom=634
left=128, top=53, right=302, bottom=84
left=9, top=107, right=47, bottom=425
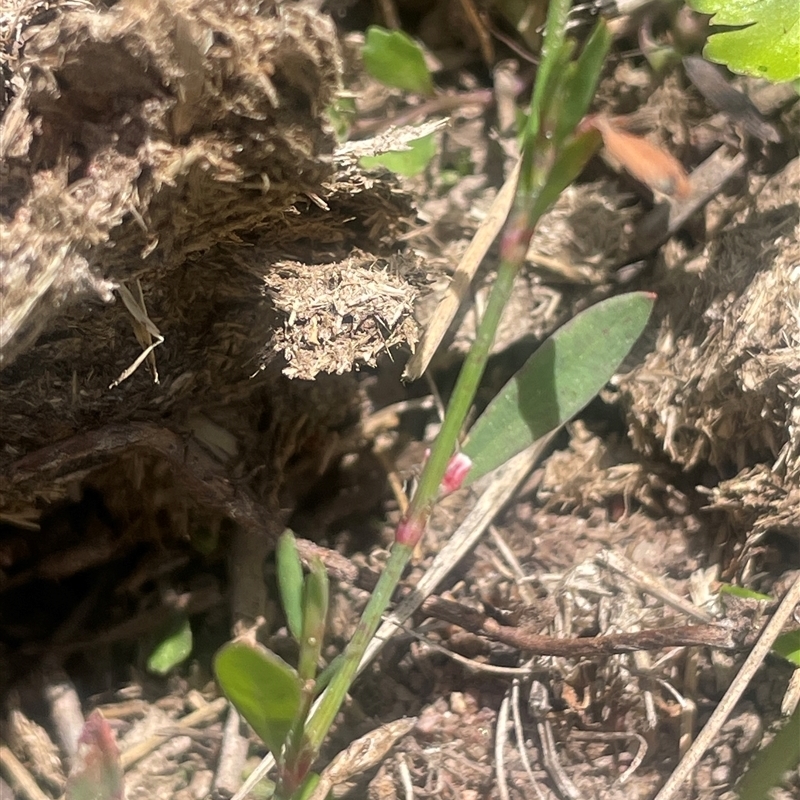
left=441, top=453, right=472, bottom=495
left=395, top=516, right=424, bottom=547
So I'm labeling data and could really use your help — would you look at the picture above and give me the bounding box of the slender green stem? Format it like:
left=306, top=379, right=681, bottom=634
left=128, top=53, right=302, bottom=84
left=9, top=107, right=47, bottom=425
left=301, top=220, right=537, bottom=760
left=292, top=0, right=581, bottom=775
left=302, top=541, right=413, bottom=754
left=406, top=248, right=526, bottom=522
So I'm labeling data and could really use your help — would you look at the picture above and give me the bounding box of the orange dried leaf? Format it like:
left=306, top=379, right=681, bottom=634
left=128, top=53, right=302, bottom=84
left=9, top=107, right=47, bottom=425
left=586, top=115, right=691, bottom=198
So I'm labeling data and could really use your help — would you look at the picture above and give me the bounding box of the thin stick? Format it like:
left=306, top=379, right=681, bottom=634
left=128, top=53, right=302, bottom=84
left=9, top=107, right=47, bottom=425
left=495, top=694, right=511, bottom=800
left=0, top=746, right=50, bottom=800
left=120, top=698, right=227, bottom=770
left=410, top=630, right=536, bottom=676
left=404, top=158, right=521, bottom=380
left=511, top=681, right=548, bottom=800
left=652, top=572, right=800, bottom=800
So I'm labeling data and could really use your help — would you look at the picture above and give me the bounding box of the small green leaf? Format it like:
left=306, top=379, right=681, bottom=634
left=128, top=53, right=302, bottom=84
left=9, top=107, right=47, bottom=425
left=359, top=132, right=437, bottom=177
left=326, top=96, right=356, bottom=142
left=554, top=21, right=612, bottom=146
left=525, top=2, right=573, bottom=149
left=362, top=27, right=434, bottom=95
left=719, top=584, right=772, bottom=601
left=462, top=293, right=655, bottom=483
left=298, top=557, right=329, bottom=681
left=292, top=773, right=321, bottom=800
left=214, top=641, right=302, bottom=758
left=529, top=129, right=602, bottom=220
left=772, top=631, right=800, bottom=666
left=688, top=0, right=800, bottom=82
left=190, top=524, right=219, bottom=555
left=277, top=529, right=305, bottom=643
left=147, top=617, right=193, bottom=676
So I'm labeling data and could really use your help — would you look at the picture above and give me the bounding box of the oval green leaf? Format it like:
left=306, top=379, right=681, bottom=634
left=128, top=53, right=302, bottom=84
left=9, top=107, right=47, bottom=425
left=462, top=292, right=655, bottom=484
left=214, top=641, right=302, bottom=758
left=147, top=617, right=193, bottom=676
left=277, top=529, right=305, bottom=643
left=362, top=27, right=434, bottom=95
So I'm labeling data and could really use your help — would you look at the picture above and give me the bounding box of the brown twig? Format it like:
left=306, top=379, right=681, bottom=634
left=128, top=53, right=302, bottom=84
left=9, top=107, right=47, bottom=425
left=652, top=572, right=800, bottom=800
left=351, top=89, right=493, bottom=138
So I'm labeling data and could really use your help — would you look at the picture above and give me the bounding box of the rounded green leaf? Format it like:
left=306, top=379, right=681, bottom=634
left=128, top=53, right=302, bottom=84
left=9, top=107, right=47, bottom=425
left=277, top=529, right=305, bottom=642
left=362, top=27, right=434, bottom=95
left=462, top=293, right=655, bottom=484
left=214, top=641, right=302, bottom=758
left=688, top=0, right=800, bottom=82
left=147, top=617, right=193, bottom=676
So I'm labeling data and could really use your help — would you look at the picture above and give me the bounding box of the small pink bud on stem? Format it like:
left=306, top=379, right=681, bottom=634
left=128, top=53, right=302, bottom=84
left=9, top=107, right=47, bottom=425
left=395, top=515, right=425, bottom=547
left=440, top=453, right=472, bottom=495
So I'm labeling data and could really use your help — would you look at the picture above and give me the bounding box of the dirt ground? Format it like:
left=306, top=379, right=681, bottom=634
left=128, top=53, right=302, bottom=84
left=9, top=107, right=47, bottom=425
left=1, top=1, right=799, bottom=799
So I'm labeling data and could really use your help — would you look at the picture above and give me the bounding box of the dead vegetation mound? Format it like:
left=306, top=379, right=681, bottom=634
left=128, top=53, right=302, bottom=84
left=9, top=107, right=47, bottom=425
left=0, top=0, right=420, bottom=525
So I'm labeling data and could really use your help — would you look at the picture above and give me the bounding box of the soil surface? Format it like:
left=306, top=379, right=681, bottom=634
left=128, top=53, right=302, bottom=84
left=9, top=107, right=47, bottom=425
left=1, top=2, right=798, bottom=800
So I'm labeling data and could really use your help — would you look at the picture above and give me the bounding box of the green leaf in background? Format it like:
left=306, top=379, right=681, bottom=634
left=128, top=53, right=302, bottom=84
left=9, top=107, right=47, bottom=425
left=214, top=641, right=302, bottom=758
left=772, top=630, right=800, bottom=666
left=462, top=292, right=655, bottom=484
left=362, top=26, right=434, bottom=95
left=359, top=132, right=437, bottom=177
left=277, top=529, right=305, bottom=643
left=66, top=711, right=124, bottom=800
left=719, top=586, right=800, bottom=665
left=719, top=584, right=772, bottom=601
left=147, top=616, right=193, bottom=676
left=688, top=0, right=800, bottom=82
left=736, top=704, right=800, bottom=800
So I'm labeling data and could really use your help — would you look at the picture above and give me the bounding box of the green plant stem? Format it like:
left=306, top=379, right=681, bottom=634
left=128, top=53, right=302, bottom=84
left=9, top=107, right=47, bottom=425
left=300, top=221, right=537, bottom=763
left=301, top=541, right=412, bottom=755
left=406, top=248, right=526, bottom=524
left=295, top=0, right=577, bottom=775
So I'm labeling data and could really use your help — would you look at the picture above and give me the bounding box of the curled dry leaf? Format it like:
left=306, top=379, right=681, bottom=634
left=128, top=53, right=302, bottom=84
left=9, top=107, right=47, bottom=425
left=583, top=115, right=691, bottom=199
left=307, top=717, right=417, bottom=800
